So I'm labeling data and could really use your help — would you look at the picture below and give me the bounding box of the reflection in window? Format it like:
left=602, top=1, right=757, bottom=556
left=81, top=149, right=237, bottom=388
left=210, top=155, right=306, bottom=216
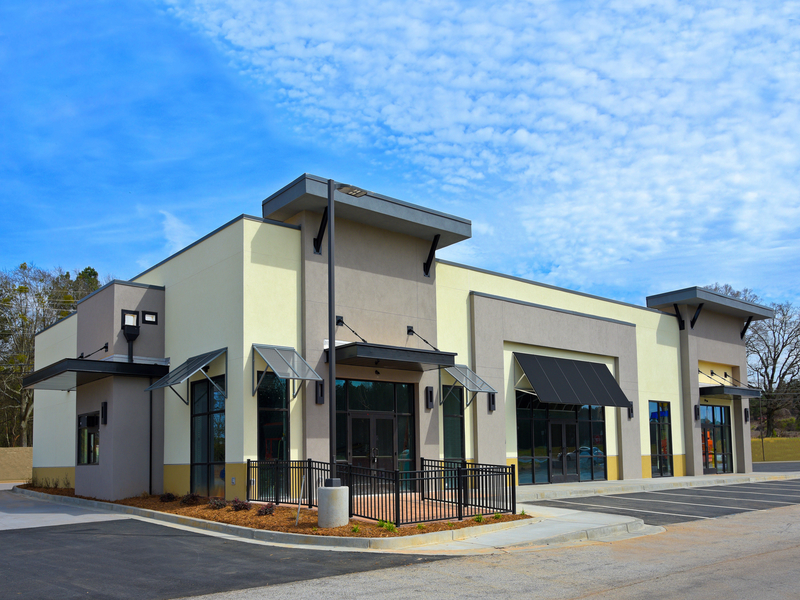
left=77, top=413, right=99, bottom=465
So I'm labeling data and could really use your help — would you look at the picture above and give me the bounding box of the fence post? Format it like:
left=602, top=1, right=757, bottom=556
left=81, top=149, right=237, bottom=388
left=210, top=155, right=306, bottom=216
left=307, top=458, right=313, bottom=508
left=456, top=466, right=464, bottom=521
left=246, top=459, right=251, bottom=501
left=420, top=457, right=425, bottom=502
left=510, top=463, right=516, bottom=514
left=394, top=468, right=401, bottom=526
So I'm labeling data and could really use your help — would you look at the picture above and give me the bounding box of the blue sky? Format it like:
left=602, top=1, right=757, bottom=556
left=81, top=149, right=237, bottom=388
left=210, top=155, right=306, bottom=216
left=2, top=0, right=799, bottom=306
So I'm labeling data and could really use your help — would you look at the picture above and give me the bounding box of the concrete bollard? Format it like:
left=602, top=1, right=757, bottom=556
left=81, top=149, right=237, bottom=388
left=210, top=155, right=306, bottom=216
left=317, top=486, right=349, bottom=528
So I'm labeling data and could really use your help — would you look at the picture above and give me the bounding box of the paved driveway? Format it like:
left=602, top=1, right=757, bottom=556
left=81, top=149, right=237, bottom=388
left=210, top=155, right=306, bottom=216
left=752, top=460, right=800, bottom=473
left=527, top=478, right=800, bottom=526
left=0, top=491, right=443, bottom=600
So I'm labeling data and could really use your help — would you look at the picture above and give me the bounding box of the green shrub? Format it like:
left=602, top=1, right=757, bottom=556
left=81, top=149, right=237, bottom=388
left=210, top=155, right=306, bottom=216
left=493, top=512, right=502, bottom=520
left=208, top=498, right=227, bottom=510
left=416, top=523, right=425, bottom=530
left=473, top=514, right=484, bottom=523
left=351, top=524, right=360, bottom=533
left=381, top=521, right=397, bottom=533
left=160, top=492, right=177, bottom=503
left=230, top=497, right=251, bottom=511
left=256, top=502, right=275, bottom=516
left=180, top=492, right=201, bottom=506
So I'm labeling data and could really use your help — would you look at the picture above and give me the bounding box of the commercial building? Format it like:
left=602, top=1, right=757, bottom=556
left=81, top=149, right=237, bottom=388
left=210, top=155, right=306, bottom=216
left=25, top=174, right=774, bottom=500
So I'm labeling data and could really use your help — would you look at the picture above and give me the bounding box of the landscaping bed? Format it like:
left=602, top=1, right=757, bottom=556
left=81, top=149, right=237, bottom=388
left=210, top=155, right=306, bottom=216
left=18, top=485, right=531, bottom=537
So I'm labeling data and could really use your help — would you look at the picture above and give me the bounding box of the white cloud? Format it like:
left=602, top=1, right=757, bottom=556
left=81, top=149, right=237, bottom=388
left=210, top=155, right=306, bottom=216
left=165, top=0, right=800, bottom=303
left=159, top=210, right=197, bottom=255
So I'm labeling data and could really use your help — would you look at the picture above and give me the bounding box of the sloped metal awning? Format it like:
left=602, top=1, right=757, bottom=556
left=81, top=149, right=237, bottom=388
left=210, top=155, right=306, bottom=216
left=22, top=359, right=169, bottom=391
left=330, top=342, right=456, bottom=372
left=441, top=364, right=496, bottom=407
left=513, top=353, right=630, bottom=408
left=252, top=344, right=322, bottom=397
left=145, top=348, right=227, bottom=405
left=700, top=385, right=761, bottom=399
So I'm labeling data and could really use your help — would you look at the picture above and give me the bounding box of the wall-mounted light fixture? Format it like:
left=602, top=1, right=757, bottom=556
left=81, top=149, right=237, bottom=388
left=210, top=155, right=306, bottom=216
left=101, top=401, right=108, bottom=425
left=488, top=393, right=497, bottom=412
left=627, top=402, right=634, bottom=419
left=316, top=381, right=325, bottom=405
left=694, top=405, right=700, bottom=421
left=142, top=311, right=158, bottom=325
left=425, top=386, right=434, bottom=409
left=744, top=408, right=750, bottom=423
left=121, top=310, right=140, bottom=363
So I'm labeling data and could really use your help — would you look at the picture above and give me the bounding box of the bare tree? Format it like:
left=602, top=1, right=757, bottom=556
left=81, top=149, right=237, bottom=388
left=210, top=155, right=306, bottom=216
left=706, top=283, right=800, bottom=436
left=0, top=264, right=101, bottom=446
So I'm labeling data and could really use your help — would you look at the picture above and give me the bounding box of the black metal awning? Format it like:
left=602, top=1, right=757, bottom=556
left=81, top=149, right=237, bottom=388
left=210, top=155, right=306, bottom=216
left=328, top=342, right=456, bottom=372
left=513, top=353, right=630, bottom=408
left=700, top=385, right=761, bottom=398
left=22, top=358, right=169, bottom=391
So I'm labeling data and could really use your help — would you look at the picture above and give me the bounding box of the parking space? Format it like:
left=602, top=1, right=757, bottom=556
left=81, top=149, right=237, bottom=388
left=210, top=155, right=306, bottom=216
left=752, top=461, right=800, bottom=473
left=527, top=478, right=800, bottom=526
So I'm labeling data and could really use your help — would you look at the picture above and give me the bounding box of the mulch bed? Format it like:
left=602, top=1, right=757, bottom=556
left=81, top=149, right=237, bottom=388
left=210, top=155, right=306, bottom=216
left=18, top=485, right=531, bottom=538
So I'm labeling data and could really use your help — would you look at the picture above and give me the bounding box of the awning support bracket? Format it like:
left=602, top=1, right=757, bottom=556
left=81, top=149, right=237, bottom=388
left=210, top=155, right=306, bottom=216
left=168, top=384, right=189, bottom=406
left=741, top=315, right=753, bottom=340
left=673, top=304, right=685, bottom=330
left=313, top=207, right=328, bottom=255
left=690, top=303, right=704, bottom=329
left=423, top=234, right=440, bottom=277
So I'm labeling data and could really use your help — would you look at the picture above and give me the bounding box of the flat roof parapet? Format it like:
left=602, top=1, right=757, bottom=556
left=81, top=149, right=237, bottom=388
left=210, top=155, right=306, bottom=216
left=262, top=174, right=471, bottom=248
left=646, top=287, right=774, bottom=320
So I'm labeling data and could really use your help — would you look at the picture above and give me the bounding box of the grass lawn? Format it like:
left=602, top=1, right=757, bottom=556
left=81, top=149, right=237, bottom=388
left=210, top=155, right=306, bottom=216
left=751, top=437, right=800, bottom=462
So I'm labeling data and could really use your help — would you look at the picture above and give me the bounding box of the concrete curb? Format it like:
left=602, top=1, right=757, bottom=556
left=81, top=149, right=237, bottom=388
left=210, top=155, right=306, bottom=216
left=10, top=486, right=536, bottom=550
left=517, top=473, right=800, bottom=501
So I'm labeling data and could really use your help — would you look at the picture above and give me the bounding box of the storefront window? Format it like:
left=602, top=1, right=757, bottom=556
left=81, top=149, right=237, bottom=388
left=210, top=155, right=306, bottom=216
left=649, top=401, right=673, bottom=477
left=77, top=413, right=99, bottom=465
left=191, top=375, right=225, bottom=497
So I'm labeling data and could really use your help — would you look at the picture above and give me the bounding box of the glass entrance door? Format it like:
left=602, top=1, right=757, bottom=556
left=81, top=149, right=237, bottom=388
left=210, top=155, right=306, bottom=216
left=701, top=405, right=733, bottom=474
left=350, top=414, right=396, bottom=471
left=550, top=421, right=579, bottom=483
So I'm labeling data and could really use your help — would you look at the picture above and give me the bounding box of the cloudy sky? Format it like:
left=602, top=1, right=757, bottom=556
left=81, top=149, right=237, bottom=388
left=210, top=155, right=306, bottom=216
left=2, top=0, right=799, bottom=305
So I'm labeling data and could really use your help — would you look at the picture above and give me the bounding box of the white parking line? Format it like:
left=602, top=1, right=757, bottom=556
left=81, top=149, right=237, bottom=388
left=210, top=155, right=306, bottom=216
left=542, top=499, right=711, bottom=520
left=686, top=488, right=800, bottom=499
left=592, top=495, right=758, bottom=511
left=647, top=490, right=794, bottom=505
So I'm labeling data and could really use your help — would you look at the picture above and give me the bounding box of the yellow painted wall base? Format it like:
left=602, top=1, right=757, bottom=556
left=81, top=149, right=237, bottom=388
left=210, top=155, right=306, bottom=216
left=641, top=456, right=652, bottom=478
left=225, top=463, right=247, bottom=501
left=163, top=464, right=190, bottom=495
left=31, top=466, right=75, bottom=487
left=606, top=456, right=619, bottom=480
left=506, top=458, right=519, bottom=485
left=673, top=454, right=686, bottom=476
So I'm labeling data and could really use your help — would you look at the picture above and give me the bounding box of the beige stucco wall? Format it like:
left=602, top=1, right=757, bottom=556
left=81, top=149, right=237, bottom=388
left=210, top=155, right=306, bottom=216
left=135, top=217, right=303, bottom=498
left=32, top=314, right=78, bottom=470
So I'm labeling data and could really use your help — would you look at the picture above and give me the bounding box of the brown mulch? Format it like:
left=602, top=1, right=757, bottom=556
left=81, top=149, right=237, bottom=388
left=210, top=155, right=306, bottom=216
left=18, top=485, right=531, bottom=538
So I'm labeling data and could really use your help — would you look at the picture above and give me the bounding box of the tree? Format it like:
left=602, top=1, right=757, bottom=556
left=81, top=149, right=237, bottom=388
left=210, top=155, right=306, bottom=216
left=0, top=264, right=102, bottom=447
left=705, top=283, right=800, bottom=437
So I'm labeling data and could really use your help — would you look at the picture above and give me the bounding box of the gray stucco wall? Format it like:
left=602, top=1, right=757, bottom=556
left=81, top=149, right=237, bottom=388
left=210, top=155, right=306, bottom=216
left=290, top=211, right=440, bottom=465
left=469, top=293, right=642, bottom=477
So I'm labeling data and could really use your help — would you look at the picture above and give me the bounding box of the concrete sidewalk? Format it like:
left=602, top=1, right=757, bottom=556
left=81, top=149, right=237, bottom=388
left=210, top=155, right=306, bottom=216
left=516, top=470, right=800, bottom=502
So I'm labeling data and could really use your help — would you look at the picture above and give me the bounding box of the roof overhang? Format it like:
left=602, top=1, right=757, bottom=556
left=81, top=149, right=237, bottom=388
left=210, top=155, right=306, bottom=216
left=646, top=287, right=774, bottom=321
left=22, top=359, right=169, bottom=391
left=262, top=174, right=471, bottom=249
left=328, top=342, right=456, bottom=372
left=513, top=353, right=631, bottom=408
left=700, top=385, right=762, bottom=399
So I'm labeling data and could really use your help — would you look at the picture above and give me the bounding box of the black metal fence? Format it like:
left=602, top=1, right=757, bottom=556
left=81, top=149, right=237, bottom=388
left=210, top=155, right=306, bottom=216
left=246, top=458, right=516, bottom=526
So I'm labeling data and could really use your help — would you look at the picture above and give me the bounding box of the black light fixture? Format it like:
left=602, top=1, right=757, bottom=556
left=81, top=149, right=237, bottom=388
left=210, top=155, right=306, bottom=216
left=121, top=310, right=140, bottom=363
left=744, top=407, right=750, bottom=423
left=425, top=386, right=434, bottom=409
left=315, top=381, right=325, bottom=405
left=101, top=401, right=108, bottom=425
left=488, top=393, right=497, bottom=412
left=694, top=405, right=701, bottom=421
left=627, top=402, right=634, bottom=419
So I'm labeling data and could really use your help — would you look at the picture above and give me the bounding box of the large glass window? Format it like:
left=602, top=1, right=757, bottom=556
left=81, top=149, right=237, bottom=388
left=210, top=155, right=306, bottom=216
left=442, top=386, right=465, bottom=461
left=701, top=404, right=733, bottom=474
left=336, top=379, right=415, bottom=473
left=257, top=372, right=289, bottom=461
left=191, top=375, right=225, bottom=497
left=649, top=401, right=673, bottom=477
left=516, top=393, right=606, bottom=485
left=77, top=412, right=100, bottom=465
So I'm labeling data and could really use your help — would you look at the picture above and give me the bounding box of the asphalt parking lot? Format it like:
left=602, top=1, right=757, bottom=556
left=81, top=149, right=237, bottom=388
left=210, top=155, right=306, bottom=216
left=752, top=460, right=800, bottom=472
left=529, top=478, right=800, bottom=526
left=0, top=518, right=444, bottom=600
